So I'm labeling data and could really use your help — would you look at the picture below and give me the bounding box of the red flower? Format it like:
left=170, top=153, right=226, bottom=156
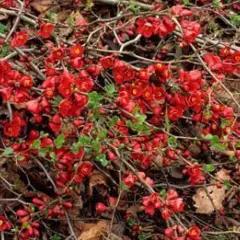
left=204, top=53, right=223, bottom=71
left=3, top=112, right=25, bottom=137
left=78, top=161, right=93, bottom=177
left=11, top=31, right=28, bottom=47
left=181, top=20, right=201, bottom=43
left=157, top=17, right=176, bottom=38
left=0, top=216, right=11, bottom=232
left=138, top=69, right=150, bottom=82
left=59, top=99, right=74, bottom=117
left=122, top=171, right=138, bottom=188
left=69, top=57, right=84, bottom=69
left=38, top=23, right=54, bottom=39
left=187, top=225, right=201, bottom=240
left=69, top=44, right=84, bottom=58
left=136, top=18, right=154, bottom=38
left=0, top=60, right=11, bottom=73
left=168, top=106, right=183, bottom=121
left=231, top=51, right=240, bottom=62
left=100, top=56, right=114, bottom=69
left=171, top=5, right=192, bottom=17
left=20, top=75, right=33, bottom=88
left=142, top=193, right=163, bottom=216
left=52, top=48, right=65, bottom=61
left=184, top=164, right=205, bottom=185
left=95, top=203, right=109, bottom=213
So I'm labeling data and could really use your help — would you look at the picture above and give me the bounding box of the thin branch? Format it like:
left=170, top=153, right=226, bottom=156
left=5, top=0, right=24, bottom=42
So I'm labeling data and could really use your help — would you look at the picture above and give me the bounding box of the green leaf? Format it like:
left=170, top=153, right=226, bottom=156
left=54, top=134, right=65, bottom=149
left=0, top=45, right=9, bottom=57
left=96, top=154, right=109, bottom=167
left=168, top=136, right=178, bottom=148
left=47, top=12, right=57, bottom=20
left=221, top=119, right=231, bottom=129
left=183, top=0, right=189, bottom=4
left=79, top=135, right=91, bottom=146
left=87, top=91, right=103, bottom=109
left=120, top=182, right=129, bottom=191
left=22, top=222, right=29, bottom=229
left=223, top=179, right=232, bottom=190
left=31, top=139, right=41, bottom=150
left=213, top=0, right=221, bottom=8
left=104, top=84, right=116, bottom=97
left=97, top=129, right=108, bottom=140
left=159, top=189, right=167, bottom=197
left=39, top=148, right=48, bottom=157
left=211, top=143, right=227, bottom=151
left=86, top=0, right=93, bottom=8
left=67, top=16, right=75, bottom=26
left=17, top=155, right=24, bottom=161
left=92, top=140, right=100, bottom=152
left=50, top=152, right=56, bottom=163
left=0, top=23, right=6, bottom=33
left=203, top=164, right=216, bottom=173
left=50, top=234, right=61, bottom=240
left=3, top=147, right=13, bottom=156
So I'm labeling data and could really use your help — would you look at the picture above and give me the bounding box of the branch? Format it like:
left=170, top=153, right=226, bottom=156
left=93, top=0, right=153, bottom=10
left=5, top=0, right=24, bottom=42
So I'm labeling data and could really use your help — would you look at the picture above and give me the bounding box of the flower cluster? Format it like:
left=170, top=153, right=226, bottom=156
left=142, top=189, right=184, bottom=220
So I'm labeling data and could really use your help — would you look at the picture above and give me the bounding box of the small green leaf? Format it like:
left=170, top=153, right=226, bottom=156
left=96, top=154, right=109, bottom=167
left=3, top=147, right=13, bottom=156
left=54, top=134, right=65, bottom=149
left=120, top=182, right=129, bottom=191
left=104, top=84, right=116, bottom=97
left=17, top=155, right=24, bottom=161
left=47, top=12, right=57, bottom=20
left=50, top=234, right=61, bottom=240
left=87, top=91, right=102, bottom=109
left=22, top=222, right=29, bottom=229
left=0, top=23, right=6, bottom=33
left=97, top=129, right=108, bottom=140
left=203, top=164, right=216, bottom=173
left=159, top=189, right=167, bottom=197
left=230, top=156, right=237, bottom=163
left=183, top=0, right=189, bottom=4
left=211, top=143, right=227, bottom=151
left=0, top=45, right=9, bottom=57
left=39, top=148, right=48, bottom=157
left=168, top=136, right=178, bottom=148
left=221, top=119, right=230, bottom=129
left=31, top=139, right=41, bottom=149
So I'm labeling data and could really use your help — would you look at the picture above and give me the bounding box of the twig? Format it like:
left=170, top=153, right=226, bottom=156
left=33, top=157, right=58, bottom=193
left=14, top=47, right=45, bottom=80
left=65, top=212, right=77, bottom=240
left=190, top=43, right=240, bottom=111
left=6, top=102, right=12, bottom=122
left=93, top=0, right=153, bottom=10
left=5, top=0, right=24, bottom=42
left=119, top=34, right=141, bottom=52
left=0, top=8, right=36, bottom=26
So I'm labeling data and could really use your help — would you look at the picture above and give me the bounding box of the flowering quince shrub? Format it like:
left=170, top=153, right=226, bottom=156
left=0, top=0, right=240, bottom=239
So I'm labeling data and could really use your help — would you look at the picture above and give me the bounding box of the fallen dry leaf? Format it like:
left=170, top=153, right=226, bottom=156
left=215, top=169, right=231, bottom=181
left=192, top=185, right=225, bottom=214
left=89, top=171, right=107, bottom=196
left=78, top=221, right=109, bottom=240
left=31, top=0, right=53, bottom=13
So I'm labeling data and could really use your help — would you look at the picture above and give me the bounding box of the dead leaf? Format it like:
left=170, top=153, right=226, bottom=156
left=215, top=169, right=231, bottom=181
left=192, top=185, right=225, bottom=214
left=89, top=171, right=107, bottom=196
left=126, top=205, right=141, bottom=216
left=31, top=0, right=53, bottom=13
left=78, top=221, right=109, bottom=240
